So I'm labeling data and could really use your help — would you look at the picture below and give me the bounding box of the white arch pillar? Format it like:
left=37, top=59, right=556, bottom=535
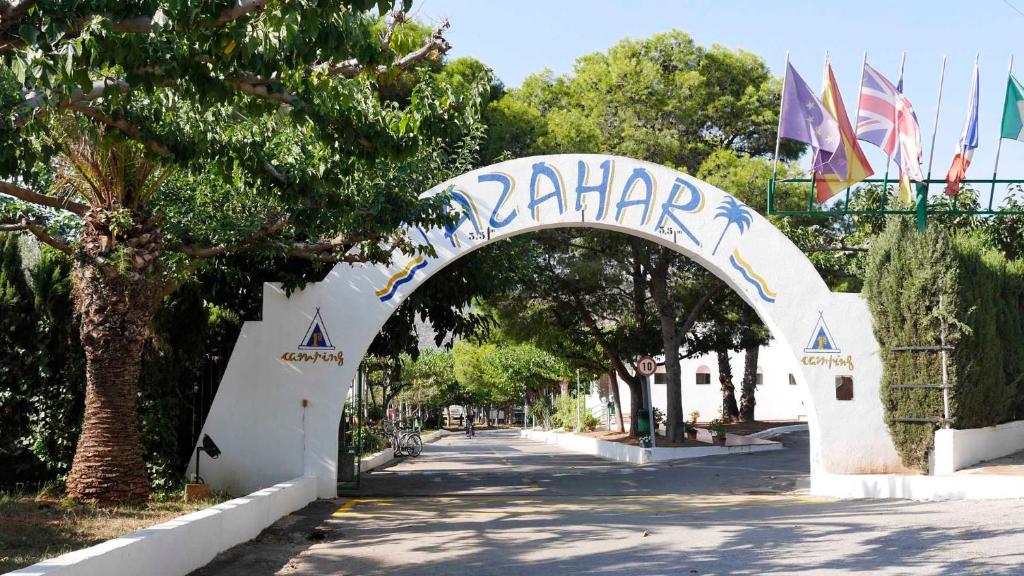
left=191, top=154, right=902, bottom=498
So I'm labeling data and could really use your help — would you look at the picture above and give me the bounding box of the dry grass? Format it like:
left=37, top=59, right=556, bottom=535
left=0, top=491, right=229, bottom=573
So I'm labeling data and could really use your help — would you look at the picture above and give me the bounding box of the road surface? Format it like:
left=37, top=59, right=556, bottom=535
left=193, top=428, right=1024, bottom=575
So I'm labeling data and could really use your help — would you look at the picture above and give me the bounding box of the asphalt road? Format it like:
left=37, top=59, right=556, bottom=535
left=193, top=428, right=1024, bottom=576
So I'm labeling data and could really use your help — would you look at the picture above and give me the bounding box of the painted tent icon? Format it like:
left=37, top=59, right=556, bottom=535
left=298, top=308, right=335, bottom=350
left=804, top=313, right=840, bottom=354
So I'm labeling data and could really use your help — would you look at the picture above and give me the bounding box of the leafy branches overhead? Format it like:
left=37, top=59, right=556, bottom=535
left=0, top=1, right=485, bottom=291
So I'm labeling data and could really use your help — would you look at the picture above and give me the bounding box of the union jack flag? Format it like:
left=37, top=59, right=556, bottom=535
left=856, top=63, right=924, bottom=181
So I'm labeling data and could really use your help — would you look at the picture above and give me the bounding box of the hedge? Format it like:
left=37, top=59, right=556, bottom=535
left=864, top=219, right=1024, bottom=471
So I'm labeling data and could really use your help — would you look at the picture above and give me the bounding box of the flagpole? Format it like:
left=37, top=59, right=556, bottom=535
left=925, top=55, right=948, bottom=184
left=810, top=50, right=830, bottom=206
left=846, top=51, right=868, bottom=211
left=881, top=52, right=907, bottom=209
left=990, top=54, right=1014, bottom=210
left=769, top=51, right=790, bottom=215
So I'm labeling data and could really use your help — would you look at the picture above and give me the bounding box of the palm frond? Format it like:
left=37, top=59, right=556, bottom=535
left=51, top=122, right=171, bottom=212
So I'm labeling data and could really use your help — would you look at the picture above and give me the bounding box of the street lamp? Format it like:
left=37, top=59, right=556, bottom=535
left=193, top=434, right=221, bottom=484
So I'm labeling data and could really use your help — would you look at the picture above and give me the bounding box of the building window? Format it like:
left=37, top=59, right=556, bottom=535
left=755, top=368, right=764, bottom=386
left=695, top=365, right=711, bottom=385
left=654, top=372, right=667, bottom=385
left=835, top=376, right=854, bottom=400
left=789, top=374, right=797, bottom=386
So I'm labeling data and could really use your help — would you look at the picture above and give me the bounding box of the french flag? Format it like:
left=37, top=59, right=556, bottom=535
left=945, top=60, right=980, bottom=196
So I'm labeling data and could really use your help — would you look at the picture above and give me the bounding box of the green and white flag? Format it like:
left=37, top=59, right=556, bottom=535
left=1001, top=74, right=1024, bottom=142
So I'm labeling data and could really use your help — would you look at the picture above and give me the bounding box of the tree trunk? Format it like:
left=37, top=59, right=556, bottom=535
left=739, top=344, right=760, bottom=422
left=66, top=210, right=161, bottom=506
left=717, top=349, right=740, bottom=422
left=628, top=378, right=643, bottom=437
left=608, top=369, right=624, bottom=433
left=66, top=270, right=153, bottom=505
left=647, top=255, right=684, bottom=443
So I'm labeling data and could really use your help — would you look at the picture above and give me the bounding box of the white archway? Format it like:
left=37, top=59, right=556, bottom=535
left=192, top=154, right=902, bottom=498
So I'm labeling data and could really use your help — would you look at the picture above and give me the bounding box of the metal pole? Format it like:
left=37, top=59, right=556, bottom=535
left=939, top=295, right=951, bottom=428
left=846, top=51, right=869, bottom=212
left=925, top=56, right=948, bottom=182
left=576, top=368, right=581, bottom=431
left=769, top=51, right=791, bottom=216
left=881, top=52, right=907, bottom=211
left=646, top=374, right=656, bottom=449
left=991, top=54, right=1014, bottom=209
left=356, top=370, right=363, bottom=489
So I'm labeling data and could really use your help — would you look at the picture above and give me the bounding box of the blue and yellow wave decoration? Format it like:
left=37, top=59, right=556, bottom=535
left=376, top=256, right=428, bottom=302
left=728, top=249, right=777, bottom=304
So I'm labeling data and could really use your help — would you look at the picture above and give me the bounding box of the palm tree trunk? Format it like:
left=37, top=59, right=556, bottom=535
left=66, top=263, right=153, bottom=505
left=738, top=344, right=760, bottom=422
left=712, top=223, right=731, bottom=256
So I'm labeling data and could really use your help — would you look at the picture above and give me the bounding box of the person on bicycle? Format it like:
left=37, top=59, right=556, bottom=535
left=466, top=409, right=475, bottom=438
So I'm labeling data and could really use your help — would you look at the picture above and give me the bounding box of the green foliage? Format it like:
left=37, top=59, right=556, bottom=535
left=0, top=234, right=253, bottom=490
left=360, top=426, right=387, bottom=457
left=397, top=350, right=470, bottom=411
left=2, top=2, right=490, bottom=295
left=453, top=340, right=566, bottom=406
left=0, top=236, right=85, bottom=487
left=708, top=418, right=726, bottom=437
left=550, top=394, right=584, bottom=431
left=864, top=218, right=1024, bottom=471
left=487, top=30, right=800, bottom=172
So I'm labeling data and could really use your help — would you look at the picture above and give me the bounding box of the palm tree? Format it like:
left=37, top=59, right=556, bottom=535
left=55, top=126, right=170, bottom=505
left=712, top=197, right=753, bottom=256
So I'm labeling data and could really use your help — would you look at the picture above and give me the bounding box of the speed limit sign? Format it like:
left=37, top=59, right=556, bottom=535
left=636, top=355, right=657, bottom=376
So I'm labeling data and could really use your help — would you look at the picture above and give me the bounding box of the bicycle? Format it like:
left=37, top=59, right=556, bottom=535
left=382, top=420, right=423, bottom=457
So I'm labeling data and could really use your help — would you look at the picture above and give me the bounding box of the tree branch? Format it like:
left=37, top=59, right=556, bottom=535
left=803, top=243, right=869, bottom=253
left=0, top=0, right=36, bottom=32
left=0, top=179, right=88, bottom=215
left=286, top=234, right=395, bottom=263
left=67, top=103, right=173, bottom=157
left=110, top=0, right=271, bottom=33
left=318, top=19, right=451, bottom=78
left=179, top=213, right=290, bottom=258
left=0, top=218, right=72, bottom=254
left=676, top=281, right=726, bottom=337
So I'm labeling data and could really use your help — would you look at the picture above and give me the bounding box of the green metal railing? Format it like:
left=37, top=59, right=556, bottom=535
left=768, top=176, right=1024, bottom=232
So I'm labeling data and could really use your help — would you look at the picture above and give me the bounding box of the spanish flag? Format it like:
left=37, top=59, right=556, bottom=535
left=813, top=63, right=874, bottom=202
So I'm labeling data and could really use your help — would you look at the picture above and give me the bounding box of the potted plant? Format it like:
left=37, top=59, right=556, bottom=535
left=709, top=418, right=727, bottom=446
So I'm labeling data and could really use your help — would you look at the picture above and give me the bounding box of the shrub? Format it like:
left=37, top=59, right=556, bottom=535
left=551, top=394, right=596, bottom=431
left=864, top=219, right=1024, bottom=471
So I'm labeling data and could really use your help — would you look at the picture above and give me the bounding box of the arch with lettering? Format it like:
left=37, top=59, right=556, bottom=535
left=192, top=155, right=899, bottom=498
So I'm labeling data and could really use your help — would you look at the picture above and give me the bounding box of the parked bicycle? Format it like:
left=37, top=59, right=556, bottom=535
left=382, top=419, right=423, bottom=457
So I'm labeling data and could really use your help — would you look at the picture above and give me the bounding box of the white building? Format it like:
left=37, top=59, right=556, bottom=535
left=588, top=341, right=809, bottom=424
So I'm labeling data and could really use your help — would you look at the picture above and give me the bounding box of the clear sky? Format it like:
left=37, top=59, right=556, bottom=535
left=415, top=0, right=1021, bottom=202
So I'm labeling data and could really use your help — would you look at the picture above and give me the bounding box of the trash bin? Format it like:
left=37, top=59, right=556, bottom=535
left=339, top=449, right=357, bottom=483
left=636, top=412, right=651, bottom=434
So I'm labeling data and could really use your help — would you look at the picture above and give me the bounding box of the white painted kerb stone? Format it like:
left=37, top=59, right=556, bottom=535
left=520, top=428, right=781, bottom=464
left=5, top=476, right=317, bottom=576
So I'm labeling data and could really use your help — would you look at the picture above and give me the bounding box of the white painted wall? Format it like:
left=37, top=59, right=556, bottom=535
left=590, top=342, right=809, bottom=423
left=190, top=154, right=903, bottom=500
left=933, top=420, right=1024, bottom=475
